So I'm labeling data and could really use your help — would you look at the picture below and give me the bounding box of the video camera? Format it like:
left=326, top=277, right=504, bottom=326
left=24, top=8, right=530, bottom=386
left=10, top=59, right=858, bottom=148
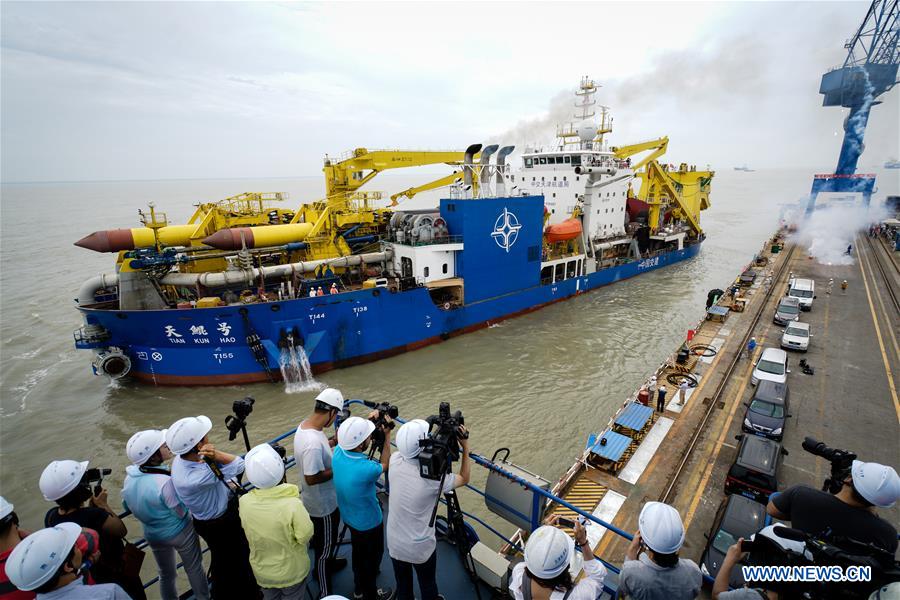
left=418, top=402, right=467, bottom=481
left=225, top=396, right=255, bottom=450
left=363, top=400, right=399, bottom=455
left=82, top=467, right=112, bottom=496
left=270, top=442, right=287, bottom=462
left=802, top=437, right=857, bottom=494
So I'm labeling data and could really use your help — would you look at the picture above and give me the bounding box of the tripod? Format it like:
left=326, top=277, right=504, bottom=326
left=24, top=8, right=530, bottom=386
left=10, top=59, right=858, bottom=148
left=429, top=469, right=483, bottom=600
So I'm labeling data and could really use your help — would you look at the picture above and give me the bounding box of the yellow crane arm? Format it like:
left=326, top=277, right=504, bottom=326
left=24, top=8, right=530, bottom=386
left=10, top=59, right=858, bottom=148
left=611, top=137, right=669, bottom=172
left=389, top=171, right=466, bottom=207
left=323, top=148, right=473, bottom=201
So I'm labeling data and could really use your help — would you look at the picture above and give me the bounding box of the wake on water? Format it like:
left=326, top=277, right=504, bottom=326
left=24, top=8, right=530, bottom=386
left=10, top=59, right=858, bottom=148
left=279, top=345, right=323, bottom=394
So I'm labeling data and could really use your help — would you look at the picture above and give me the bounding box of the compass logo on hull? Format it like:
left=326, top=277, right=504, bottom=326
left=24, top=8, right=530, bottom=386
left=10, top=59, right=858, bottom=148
left=491, top=208, right=522, bottom=253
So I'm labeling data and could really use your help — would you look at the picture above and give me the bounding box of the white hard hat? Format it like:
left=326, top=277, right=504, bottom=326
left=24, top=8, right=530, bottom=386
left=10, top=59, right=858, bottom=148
left=316, top=388, right=344, bottom=411
left=39, top=460, right=89, bottom=502
left=396, top=419, right=430, bottom=459
left=166, top=415, right=213, bottom=456
left=337, top=416, right=375, bottom=451
left=5, top=522, right=81, bottom=591
left=638, top=501, right=685, bottom=554
left=869, top=582, right=900, bottom=600
left=524, top=525, right=572, bottom=579
left=245, top=444, right=285, bottom=489
left=321, top=597, right=351, bottom=600
left=126, top=429, right=168, bottom=466
left=852, top=460, right=900, bottom=507
left=0, top=496, right=13, bottom=520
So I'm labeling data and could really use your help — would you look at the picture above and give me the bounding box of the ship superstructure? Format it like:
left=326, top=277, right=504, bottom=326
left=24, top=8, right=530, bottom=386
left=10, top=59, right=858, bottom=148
left=72, top=77, right=714, bottom=386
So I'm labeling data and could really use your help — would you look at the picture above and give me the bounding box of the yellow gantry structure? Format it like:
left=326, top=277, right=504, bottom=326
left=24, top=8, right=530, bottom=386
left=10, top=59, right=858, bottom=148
left=612, top=137, right=713, bottom=235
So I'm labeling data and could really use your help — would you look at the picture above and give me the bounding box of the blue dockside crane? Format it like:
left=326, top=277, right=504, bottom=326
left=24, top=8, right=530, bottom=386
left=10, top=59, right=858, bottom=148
left=807, top=0, right=899, bottom=214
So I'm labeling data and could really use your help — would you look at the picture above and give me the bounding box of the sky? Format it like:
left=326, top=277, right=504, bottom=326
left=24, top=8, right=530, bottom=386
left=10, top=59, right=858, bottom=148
left=1, top=1, right=898, bottom=183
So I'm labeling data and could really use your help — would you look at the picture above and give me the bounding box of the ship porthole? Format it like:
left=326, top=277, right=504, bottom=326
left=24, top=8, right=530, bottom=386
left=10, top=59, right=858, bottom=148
left=373, top=289, right=380, bottom=297
left=271, top=304, right=281, bottom=312
left=116, top=313, right=127, bottom=319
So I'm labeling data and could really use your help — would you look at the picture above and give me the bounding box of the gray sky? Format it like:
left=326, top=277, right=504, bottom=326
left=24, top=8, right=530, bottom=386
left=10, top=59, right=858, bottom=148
left=1, top=1, right=897, bottom=183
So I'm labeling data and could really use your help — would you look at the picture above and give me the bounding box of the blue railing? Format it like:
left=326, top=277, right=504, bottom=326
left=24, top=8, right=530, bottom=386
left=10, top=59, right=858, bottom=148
left=122, top=399, right=716, bottom=595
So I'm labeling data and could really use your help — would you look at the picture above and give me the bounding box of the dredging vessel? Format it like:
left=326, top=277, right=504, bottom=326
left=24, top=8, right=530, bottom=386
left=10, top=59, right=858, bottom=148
left=72, top=78, right=714, bottom=385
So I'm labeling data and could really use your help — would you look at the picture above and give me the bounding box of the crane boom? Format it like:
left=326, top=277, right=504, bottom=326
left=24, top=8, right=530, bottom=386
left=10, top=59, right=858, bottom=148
left=611, top=137, right=669, bottom=172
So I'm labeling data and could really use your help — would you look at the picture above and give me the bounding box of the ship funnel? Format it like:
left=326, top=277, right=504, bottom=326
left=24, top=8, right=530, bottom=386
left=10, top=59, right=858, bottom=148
left=478, top=144, right=499, bottom=191
left=463, top=143, right=482, bottom=190
left=495, top=146, right=515, bottom=196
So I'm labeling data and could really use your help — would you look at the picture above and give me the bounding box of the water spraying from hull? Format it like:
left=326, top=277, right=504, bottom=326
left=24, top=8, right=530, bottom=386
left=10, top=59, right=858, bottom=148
left=279, top=344, right=321, bottom=394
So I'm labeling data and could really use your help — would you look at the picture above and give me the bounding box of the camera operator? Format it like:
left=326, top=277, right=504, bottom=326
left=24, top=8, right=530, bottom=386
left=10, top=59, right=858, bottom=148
left=39, top=460, right=143, bottom=599
left=5, top=524, right=131, bottom=599
left=508, top=517, right=607, bottom=600
left=293, top=388, right=348, bottom=598
left=711, top=539, right=777, bottom=600
left=167, top=415, right=258, bottom=599
left=239, top=443, right=314, bottom=600
left=385, top=419, right=470, bottom=600
left=1, top=496, right=34, bottom=600
left=766, top=460, right=900, bottom=555
left=121, top=429, right=209, bottom=600
left=332, top=415, right=394, bottom=600
left=618, top=502, right=702, bottom=600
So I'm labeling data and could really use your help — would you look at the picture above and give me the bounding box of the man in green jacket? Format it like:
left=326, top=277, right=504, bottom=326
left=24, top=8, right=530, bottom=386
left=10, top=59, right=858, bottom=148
left=239, top=443, right=314, bottom=600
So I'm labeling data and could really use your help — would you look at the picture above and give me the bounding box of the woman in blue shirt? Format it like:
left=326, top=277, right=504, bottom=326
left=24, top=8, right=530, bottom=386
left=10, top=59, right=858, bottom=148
left=121, top=429, right=209, bottom=600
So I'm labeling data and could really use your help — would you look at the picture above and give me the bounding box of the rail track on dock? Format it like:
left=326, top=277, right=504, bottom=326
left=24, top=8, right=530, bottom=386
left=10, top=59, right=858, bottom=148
left=865, top=235, right=900, bottom=315
left=660, top=243, right=797, bottom=503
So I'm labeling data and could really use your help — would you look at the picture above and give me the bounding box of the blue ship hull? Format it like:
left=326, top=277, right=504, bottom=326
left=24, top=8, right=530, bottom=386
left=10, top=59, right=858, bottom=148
left=76, top=243, right=701, bottom=385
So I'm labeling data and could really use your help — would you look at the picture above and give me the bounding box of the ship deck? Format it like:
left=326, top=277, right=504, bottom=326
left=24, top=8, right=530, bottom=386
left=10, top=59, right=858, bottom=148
left=539, top=231, right=899, bottom=597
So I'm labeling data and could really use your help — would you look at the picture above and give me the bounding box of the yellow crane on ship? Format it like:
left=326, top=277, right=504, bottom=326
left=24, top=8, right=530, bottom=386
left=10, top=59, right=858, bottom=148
left=611, top=137, right=713, bottom=235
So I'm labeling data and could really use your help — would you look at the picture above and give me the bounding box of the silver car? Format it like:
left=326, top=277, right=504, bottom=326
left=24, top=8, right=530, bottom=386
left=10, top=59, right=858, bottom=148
left=773, top=297, right=801, bottom=326
left=781, top=322, right=811, bottom=352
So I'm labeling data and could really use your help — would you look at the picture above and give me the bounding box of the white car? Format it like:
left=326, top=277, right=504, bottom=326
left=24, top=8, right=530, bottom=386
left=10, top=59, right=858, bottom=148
left=781, top=322, right=811, bottom=352
left=751, top=347, right=790, bottom=386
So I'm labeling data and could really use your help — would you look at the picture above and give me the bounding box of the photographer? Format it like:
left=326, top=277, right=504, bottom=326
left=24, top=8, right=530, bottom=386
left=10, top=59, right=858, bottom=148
left=333, top=415, right=394, bottom=600
left=711, top=539, right=777, bottom=600
left=508, top=518, right=607, bottom=600
left=293, top=388, right=347, bottom=598
left=386, top=419, right=470, bottom=600
left=167, top=415, right=257, bottom=599
left=239, top=443, right=314, bottom=600
left=39, top=460, right=144, bottom=599
left=5, top=523, right=131, bottom=599
left=766, top=460, right=899, bottom=554
left=618, top=502, right=702, bottom=600
left=121, top=429, right=209, bottom=600
left=1, top=496, right=34, bottom=600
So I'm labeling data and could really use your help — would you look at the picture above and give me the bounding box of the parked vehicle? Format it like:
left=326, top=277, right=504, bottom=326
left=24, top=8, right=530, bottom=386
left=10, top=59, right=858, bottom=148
left=751, top=347, right=790, bottom=386
left=781, top=321, right=811, bottom=352
left=724, top=434, right=787, bottom=504
left=739, top=269, right=758, bottom=286
left=773, top=296, right=801, bottom=325
left=700, top=494, right=770, bottom=584
left=742, top=381, right=791, bottom=440
left=787, top=278, right=816, bottom=310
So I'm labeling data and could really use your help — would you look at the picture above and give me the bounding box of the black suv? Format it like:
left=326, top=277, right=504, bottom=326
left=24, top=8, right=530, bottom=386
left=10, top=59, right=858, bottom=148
left=724, top=434, right=787, bottom=504
left=742, top=381, right=791, bottom=441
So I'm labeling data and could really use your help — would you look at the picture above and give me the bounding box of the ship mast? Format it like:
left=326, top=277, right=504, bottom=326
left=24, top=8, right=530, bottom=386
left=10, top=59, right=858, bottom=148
left=556, top=76, right=613, bottom=151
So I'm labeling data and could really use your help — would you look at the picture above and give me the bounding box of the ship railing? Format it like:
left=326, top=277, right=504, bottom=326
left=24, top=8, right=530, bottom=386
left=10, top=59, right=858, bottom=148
left=120, top=399, right=717, bottom=596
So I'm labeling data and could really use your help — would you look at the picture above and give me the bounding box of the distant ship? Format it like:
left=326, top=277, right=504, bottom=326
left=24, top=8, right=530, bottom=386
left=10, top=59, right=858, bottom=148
left=734, top=165, right=754, bottom=172
left=885, top=158, right=900, bottom=169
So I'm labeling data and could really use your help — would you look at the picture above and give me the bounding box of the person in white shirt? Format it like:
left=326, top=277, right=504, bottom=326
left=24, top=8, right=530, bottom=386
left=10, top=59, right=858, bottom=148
left=5, top=523, right=131, bottom=599
left=508, top=518, right=607, bottom=600
left=386, top=420, right=470, bottom=600
left=293, top=388, right=347, bottom=598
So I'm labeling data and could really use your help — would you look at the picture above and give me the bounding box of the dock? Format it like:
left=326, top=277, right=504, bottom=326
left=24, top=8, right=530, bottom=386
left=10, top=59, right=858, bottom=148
left=520, top=229, right=900, bottom=593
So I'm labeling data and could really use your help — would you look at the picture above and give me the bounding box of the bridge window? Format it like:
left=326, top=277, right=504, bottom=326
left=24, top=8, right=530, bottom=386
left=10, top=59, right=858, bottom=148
left=566, top=260, right=576, bottom=279
left=554, top=263, right=564, bottom=283
left=525, top=158, right=533, bottom=168
left=571, top=155, right=582, bottom=166
left=539, top=157, right=547, bottom=164
left=564, top=156, right=571, bottom=164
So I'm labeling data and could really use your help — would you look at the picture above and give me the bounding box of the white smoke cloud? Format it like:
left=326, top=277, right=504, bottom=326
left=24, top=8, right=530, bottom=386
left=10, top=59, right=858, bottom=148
left=790, top=201, right=888, bottom=266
